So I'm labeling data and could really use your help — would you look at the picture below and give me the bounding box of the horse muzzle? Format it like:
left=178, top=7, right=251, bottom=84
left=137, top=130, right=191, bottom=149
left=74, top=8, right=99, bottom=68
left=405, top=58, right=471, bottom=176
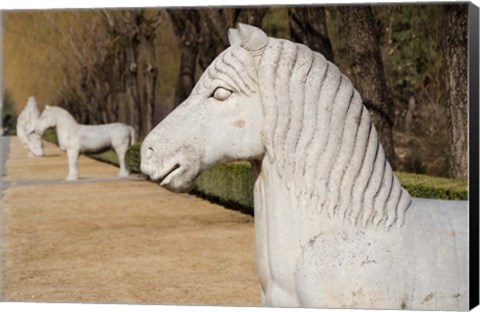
left=140, top=143, right=200, bottom=193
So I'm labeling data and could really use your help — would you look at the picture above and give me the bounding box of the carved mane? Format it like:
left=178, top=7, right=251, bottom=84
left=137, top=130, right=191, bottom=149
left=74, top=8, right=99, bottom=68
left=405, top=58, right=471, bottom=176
left=190, top=25, right=412, bottom=229
left=257, top=38, right=412, bottom=229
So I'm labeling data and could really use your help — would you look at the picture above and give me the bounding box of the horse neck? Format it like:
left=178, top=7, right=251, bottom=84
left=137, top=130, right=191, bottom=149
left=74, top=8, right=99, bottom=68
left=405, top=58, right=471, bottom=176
left=54, top=109, right=79, bottom=132
left=253, top=159, right=337, bottom=249
left=253, top=152, right=409, bottom=248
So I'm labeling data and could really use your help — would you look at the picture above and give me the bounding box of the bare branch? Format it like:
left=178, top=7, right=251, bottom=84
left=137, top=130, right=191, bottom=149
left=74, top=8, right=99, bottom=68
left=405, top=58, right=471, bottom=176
left=42, top=12, right=84, bottom=65
left=102, top=9, right=115, bottom=28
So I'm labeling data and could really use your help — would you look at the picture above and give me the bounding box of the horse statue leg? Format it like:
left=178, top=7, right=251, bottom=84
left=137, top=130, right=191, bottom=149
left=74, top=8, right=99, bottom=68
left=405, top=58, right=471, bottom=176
left=66, top=148, right=79, bottom=181
left=114, top=144, right=129, bottom=178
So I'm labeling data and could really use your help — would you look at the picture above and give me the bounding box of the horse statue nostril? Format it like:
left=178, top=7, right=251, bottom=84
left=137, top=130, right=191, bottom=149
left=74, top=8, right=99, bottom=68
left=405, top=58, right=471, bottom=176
left=140, top=146, right=157, bottom=177
left=145, top=146, right=155, bottom=160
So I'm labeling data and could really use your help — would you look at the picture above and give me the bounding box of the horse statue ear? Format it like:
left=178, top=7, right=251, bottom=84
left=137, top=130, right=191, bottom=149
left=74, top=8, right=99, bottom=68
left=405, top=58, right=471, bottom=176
left=237, top=23, right=268, bottom=52
left=228, top=28, right=242, bottom=46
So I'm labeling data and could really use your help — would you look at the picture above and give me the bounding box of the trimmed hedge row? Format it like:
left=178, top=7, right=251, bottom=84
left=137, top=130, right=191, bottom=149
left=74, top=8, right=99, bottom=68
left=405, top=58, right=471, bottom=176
left=44, top=129, right=138, bottom=171
left=123, top=144, right=255, bottom=214
left=43, top=128, right=58, bottom=144
left=191, top=162, right=254, bottom=215
left=126, top=143, right=141, bottom=172
left=125, top=144, right=467, bottom=204
left=42, top=130, right=468, bottom=215
left=395, top=172, right=467, bottom=201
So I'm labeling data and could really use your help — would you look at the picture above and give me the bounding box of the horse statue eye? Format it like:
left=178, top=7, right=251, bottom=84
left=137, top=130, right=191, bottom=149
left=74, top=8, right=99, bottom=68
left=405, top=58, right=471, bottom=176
left=212, top=87, right=233, bottom=101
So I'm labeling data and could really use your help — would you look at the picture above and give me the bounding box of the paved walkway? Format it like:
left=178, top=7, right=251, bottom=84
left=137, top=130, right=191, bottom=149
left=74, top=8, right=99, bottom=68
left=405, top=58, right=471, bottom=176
left=0, top=136, right=10, bottom=187
left=0, top=135, right=10, bottom=300
left=1, top=137, right=259, bottom=306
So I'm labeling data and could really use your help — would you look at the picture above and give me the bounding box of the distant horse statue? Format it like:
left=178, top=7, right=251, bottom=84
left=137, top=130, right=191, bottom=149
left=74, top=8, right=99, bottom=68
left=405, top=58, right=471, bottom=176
left=35, top=105, right=136, bottom=180
left=140, top=24, right=468, bottom=310
left=17, top=96, right=44, bottom=157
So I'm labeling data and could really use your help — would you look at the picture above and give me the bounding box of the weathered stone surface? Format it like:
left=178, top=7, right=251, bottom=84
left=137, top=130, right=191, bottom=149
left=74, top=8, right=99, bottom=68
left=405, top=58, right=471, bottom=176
left=16, top=96, right=44, bottom=157
left=140, top=24, right=468, bottom=310
left=35, top=106, right=135, bottom=180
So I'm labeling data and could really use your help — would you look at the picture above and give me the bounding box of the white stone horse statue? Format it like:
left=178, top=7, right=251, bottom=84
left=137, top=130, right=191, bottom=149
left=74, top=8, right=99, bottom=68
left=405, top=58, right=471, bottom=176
left=140, top=24, right=468, bottom=310
left=34, top=105, right=136, bottom=180
left=16, top=96, right=44, bottom=157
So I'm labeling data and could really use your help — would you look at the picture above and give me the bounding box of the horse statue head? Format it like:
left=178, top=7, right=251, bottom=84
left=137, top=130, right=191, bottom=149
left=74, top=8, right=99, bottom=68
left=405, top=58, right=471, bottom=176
left=141, top=24, right=267, bottom=193
left=142, top=23, right=411, bottom=228
left=16, top=96, right=44, bottom=157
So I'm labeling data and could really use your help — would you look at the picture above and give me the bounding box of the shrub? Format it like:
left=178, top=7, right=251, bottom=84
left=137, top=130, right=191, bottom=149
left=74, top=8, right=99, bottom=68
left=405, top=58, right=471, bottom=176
left=41, top=130, right=468, bottom=213
left=395, top=172, right=467, bottom=200
left=1, top=90, right=17, bottom=135
left=123, top=145, right=468, bottom=211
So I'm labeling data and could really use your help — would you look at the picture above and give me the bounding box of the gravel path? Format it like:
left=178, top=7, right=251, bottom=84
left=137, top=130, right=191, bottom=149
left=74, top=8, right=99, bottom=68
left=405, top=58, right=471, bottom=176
left=1, top=137, right=260, bottom=306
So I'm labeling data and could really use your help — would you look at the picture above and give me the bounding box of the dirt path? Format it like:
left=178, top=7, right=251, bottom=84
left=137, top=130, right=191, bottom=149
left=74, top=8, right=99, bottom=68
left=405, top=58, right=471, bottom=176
left=1, top=137, right=260, bottom=306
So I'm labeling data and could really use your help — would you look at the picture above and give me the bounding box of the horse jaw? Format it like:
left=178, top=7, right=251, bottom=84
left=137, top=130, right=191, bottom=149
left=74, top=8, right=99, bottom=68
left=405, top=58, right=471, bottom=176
left=152, top=152, right=201, bottom=193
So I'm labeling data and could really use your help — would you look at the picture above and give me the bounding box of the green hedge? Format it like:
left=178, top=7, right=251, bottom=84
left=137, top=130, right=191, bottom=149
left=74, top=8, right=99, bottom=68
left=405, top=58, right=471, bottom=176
left=124, top=144, right=254, bottom=214
left=395, top=172, right=467, bottom=200
left=122, top=144, right=467, bottom=210
left=44, top=129, right=139, bottom=172
left=126, top=143, right=141, bottom=172
left=43, top=128, right=58, bottom=144
left=42, top=130, right=468, bottom=215
left=191, top=162, right=254, bottom=215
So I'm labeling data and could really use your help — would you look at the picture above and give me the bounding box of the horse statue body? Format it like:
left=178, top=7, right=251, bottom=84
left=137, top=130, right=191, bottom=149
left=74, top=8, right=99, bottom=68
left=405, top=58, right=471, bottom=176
left=140, top=24, right=468, bottom=310
left=16, top=96, right=44, bottom=157
left=35, top=106, right=136, bottom=180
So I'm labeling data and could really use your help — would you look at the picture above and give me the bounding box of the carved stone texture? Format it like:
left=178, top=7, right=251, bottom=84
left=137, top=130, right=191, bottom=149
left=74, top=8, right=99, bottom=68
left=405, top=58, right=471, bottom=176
left=35, top=106, right=136, bottom=180
left=140, top=24, right=468, bottom=310
left=16, top=96, right=44, bottom=157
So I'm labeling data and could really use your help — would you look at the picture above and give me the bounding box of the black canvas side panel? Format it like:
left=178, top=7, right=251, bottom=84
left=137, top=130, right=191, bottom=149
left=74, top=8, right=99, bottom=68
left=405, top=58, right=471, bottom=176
left=469, top=1, right=480, bottom=310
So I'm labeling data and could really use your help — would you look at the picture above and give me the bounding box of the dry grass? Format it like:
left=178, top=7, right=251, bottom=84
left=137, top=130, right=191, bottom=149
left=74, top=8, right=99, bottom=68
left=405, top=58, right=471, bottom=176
left=2, top=137, right=260, bottom=305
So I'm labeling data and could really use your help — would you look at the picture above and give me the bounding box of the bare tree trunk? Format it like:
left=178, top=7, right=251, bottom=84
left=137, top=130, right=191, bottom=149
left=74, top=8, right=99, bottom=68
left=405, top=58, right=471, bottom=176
left=442, top=4, right=468, bottom=179
left=337, top=5, right=396, bottom=168
left=120, top=10, right=161, bottom=138
left=197, top=7, right=269, bottom=71
left=198, top=9, right=228, bottom=70
left=140, top=34, right=158, bottom=138
left=51, top=10, right=162, bottom=139
left=168, top=7, right=269, bottom=107
left=168, top=10, right=201, bottom=106
left=288, top=7, right=334, bottom=62
left=232, top=7, right=269, bottom=27
left=127, top=11, right=160, bottom=139
left=125, top=34, right=141, bottom=133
